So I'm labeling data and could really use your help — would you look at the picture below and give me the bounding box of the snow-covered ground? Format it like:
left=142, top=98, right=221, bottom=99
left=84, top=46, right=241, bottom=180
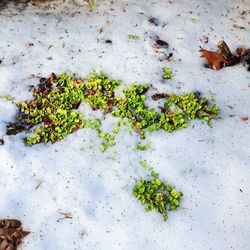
left=0, top=0, right=250, bottom=249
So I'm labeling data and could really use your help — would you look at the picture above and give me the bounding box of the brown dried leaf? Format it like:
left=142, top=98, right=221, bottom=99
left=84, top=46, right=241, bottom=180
left=30, top=100, right=37, bottom=108
left=57, top=212, right=73, bottom=222
left=0, top=219, right=29, bottom=250
left=199, top=40, right=248, bottom=70
left=98, top=27, right=103, bottom=33
left=151, top=93, right=172, bottom=101
left=233, top=24, right=245, bottom=29
left=199, top=48, right=228, bottom=70
left=236, top=47, right=247, bottom=57
left=241, top=116, right=249, bottom=122
left=50, top=72, right=56, bottom=82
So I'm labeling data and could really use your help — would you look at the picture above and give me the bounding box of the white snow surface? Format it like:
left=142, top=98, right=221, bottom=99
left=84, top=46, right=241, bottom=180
left=0, top=0, right=250, bottom=249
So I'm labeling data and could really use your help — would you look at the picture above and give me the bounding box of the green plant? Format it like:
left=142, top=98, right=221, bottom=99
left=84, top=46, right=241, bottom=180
left=163, top=66, right=174, bottom=79
left=88, top=0, right=95, bottom=11
left=128, top=35, right=140, bottom=40
left=7, top=71, right=219, bottom=147
left=135, top=143, right=151, bottom=151
left=133, top=175, right=183, bottom=221
left=97, top=129, right=116, bottom=152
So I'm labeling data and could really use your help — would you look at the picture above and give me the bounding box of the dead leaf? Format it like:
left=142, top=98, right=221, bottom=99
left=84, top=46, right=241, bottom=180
left=151, top=93, right=172, bottom=101
left=233, top=24, right=245, bottom=29
left=0, top=219, right=30, bottom=250
left=60, top=212, right=72, bottom=218
left=98, top=27, right=103, bottom=33
left=50, top=72, right=56, bottom=82
left=241, top=116, right=249, bottom=122
left=152, top=39, right=169, bottom=49
left=57, top=212, right=72, bottom=222
left=199, top=48, right=228, bottom=70
left=35, top=179, right=43, bottom=190
left=105, top=39, right=112, bottom=44
left=30, top=100, right=37, bottom=108
left=236, top=47, right=247, bottom=57
left=148, top=16, right=160, bottom=26
left=199, top=40, right=248, bottom=70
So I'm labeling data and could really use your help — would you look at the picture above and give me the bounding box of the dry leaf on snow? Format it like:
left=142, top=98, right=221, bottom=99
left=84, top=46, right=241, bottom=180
left=241, top=116, right=249, bottom=122
left=199, top=40, right=248, bottom=70
left=199, top=48, right=228, bottom=70
left=0, top=219, right=30, bottom=250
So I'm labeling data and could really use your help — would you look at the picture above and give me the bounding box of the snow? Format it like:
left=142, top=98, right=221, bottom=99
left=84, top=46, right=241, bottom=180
left=0, top=0, right=249, bottom=249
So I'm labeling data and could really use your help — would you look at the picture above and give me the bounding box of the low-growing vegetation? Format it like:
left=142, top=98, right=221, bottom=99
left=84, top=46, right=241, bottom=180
left=7, top=71, right=219, bottom=151
left=163, top=66, right=174, bottom=79
left=133, top=171, right=183, bottom=221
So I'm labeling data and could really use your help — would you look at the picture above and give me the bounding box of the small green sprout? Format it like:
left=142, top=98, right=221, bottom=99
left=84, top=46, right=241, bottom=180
left=135, top=143, right=151, bottom=151
left=88, top=0, right=96, bottom=11
left=0, top=95, right=13, bottom=102
left=163, top=66, right=174, bottom=79
left=128, top=35, right=140, bottom=40
left=98, top=129, right=116, bottom=152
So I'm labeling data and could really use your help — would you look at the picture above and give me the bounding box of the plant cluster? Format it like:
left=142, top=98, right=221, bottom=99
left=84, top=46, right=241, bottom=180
left=14, top=74, right=86, bottom=145
left=133, top=174, right=183, bottom=221
left=163, top=66, right=174, bottom=79
left=7, top=71, right=219, bottom=148
left=135, top=143, right=151, bottom=150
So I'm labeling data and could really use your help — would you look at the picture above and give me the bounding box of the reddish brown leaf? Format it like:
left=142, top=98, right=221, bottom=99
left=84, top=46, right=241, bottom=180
left=151, top=93, right=172, bottom=101
left=236, top=47, right=247, bottom=57
left=50, top=72, right=56, bottom=82
left=30, top=100, right=37, bottom=108
left=199, top=40, right=248, bottom=70
left=44, top=118, right=53, bottom=126
left=199, top=48, right=228, bottom=70
left=233, top=24, right=245, bottom=29
left=241, top=116, right=249, bottom=122
left=0, top=219, right=30, bottom=250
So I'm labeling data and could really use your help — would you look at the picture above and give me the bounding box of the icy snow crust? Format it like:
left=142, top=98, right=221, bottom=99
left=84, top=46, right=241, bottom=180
left=0, top=0, right=250, bottom=249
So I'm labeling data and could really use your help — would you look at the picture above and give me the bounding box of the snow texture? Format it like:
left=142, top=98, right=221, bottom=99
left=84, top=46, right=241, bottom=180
left=0, top=0, right=249, bottom=249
